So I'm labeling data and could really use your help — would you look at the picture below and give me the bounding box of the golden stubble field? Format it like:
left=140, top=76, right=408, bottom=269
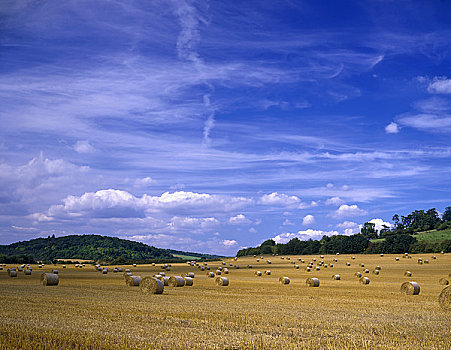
left=0, top=254, right=450, bottom=350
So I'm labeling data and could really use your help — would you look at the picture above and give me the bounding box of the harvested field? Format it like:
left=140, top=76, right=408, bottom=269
left=0, top=253, right=450, bottom=349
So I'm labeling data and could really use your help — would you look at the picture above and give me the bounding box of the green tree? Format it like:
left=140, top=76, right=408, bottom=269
left=361, top=222, right=377, bottom=238
left=443, top=206, right=451, bottom=222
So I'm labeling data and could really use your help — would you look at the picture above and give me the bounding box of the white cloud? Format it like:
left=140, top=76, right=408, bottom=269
left=331, top=204, right=367, bottom=218
left=229, top=214, right=251, bottom=225
left=385, top=122, right=400, bottom=134
left=282, top=219, right=294, bottom=226
left=168, top=216, right=219, bottom=229
left=428, top=77, right=451, bottom=94
left=248, top=227, right=257, bottom=233
left=344, top=228, right=359, bottom=235
left=272, top=229, right=339, bottom=244
left=398, top=113, right=451, bottom=132
left=367, top=218, right=392, bottom=231
left=302, top=214, right=315, bottom=225
left=325, top=196, right=344, bottom=206
left=74, top=140, right=95, bottom=153
left=134, top=177, right=154, bottom=187
left=222, top=239, right=238, bottom=247
left=259, top=192, right=314, bottom=209
left=337, top=221, right=358, bottom=229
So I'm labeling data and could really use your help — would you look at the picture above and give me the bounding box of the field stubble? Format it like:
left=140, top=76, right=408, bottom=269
left=0, top=254, right=450, bottom=349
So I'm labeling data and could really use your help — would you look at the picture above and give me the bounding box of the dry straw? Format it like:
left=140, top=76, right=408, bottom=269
left=168, top=276, right=185, bottom=287
left=360, top=277, right=370, bottom=285
left=184, top=277, right=194, bottom=286
left=41, top=273, right=59, bottom=286
left=223, top=268, right=229, bottom=274
left=8, top=270, right=17, bottom=278
left=279, top=276, right=290, bottom=285
left=400, top=281, right=420, bottom=295
left=126, top=275, right=142, bottom=286
left=255, top=271, right=262, bottom=276
left=306, top=277, right=320, bottom=287
left=24, top=270, right=32, bottom=275
left=404, top=271, right=412, bottom=277
left=102, top=268, right=108, bottom=274
left=332, top=274, right=340, bottom=280
left=207, top=272, right=215, bottom=278
left=186, top=272, right=195, bottom=278
left=439, top=278, right=449, bottom=285
left=373, top=270, right=380, bottom=275
left=295, top=265, right=299, bottom=269
left=216, top=270, right=222, bottom=275
left=375, top=266, right=381, bottom=270
left=265, top=270, right=271, bottom=275
left=215, top=276, right=229, bottom=286
left=439, top=286, right=450, bottom=310
left=140, top=277, right=163, bottom=294
left=355, top=272, right=362, bottom=278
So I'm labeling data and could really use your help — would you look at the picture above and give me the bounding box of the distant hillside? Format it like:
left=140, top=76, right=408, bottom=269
left=0, top=234, right=222, bottom=263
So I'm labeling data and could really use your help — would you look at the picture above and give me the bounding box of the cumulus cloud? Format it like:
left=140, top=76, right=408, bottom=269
left=229, top=214, right=251, bottom=225
left=222, top=239, right=238, bottom=246
left=428, top=77, right=451, bottom=94
left=367, top=218, right=392, bottom=231
left=74, top=140, right=95, bottom=153
left=272, top=229, right=340, bottom=244
left=134, top=177, right=154, bottom=187
left=325, top=196, right=344, bottom=206
left=42, top=189, right=252, bottom=219
left=331, top=204, right=367, bottom=218
left=259, top=192, right=314, bottom=209
left=302, top=214, right=315, bottom=225
left=385, top=122, right=400, bottom=134
left=168, top=216, right=219, bottom=229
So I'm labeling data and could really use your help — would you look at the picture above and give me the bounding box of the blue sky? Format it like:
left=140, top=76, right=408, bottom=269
left=1, top=0, right=451, bottom=254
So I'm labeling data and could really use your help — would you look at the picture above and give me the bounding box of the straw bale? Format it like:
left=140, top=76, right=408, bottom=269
left=140, top=277, right=163, bottom=294
left=400, top=281, right=420, bottom=295
left=438, top=286, right=450, bottom=310
left=168, top=276, right=185, bottom=287
left=404, top=271, right=412, bottom=277
left=184, top=277, right=194, bottom=286
left=355, top=272, right=362, bottom=278
left=41, top=273, right=59, bottom=286
left=207, top=272, right=215, bottom=278
left=439, top=278, right=449, bottom=285
left=332, top=274, right=340, bottom=280
left=279, top=276, right=290, bottom=285
left=126, top=275, right=142, bottom=286
left=359, top=277, right=370, bottom=285
left=24, top=269, right=32, bottom=275
left=306, top=277, right=320, bottom=287
left=265, top=270, right=271, bottom=275
left=255, top=271, right=262, bottom=276
left=215, top=277, right=229, bottom=286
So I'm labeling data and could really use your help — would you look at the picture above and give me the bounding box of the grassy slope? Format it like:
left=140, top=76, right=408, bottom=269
left=370, top=228, right=451, bottom=243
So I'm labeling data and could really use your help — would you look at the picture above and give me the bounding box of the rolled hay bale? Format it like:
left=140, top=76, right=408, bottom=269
left=281, top=256, right=285, bottom=260
left=159, top=272, right=166, bottom=276
left=38, top=265, right=42, bottom=268
left=102, top=268, right=108, bottom=274
left=229, top=263, right=233, bottom=267
left=330, top=263, right=334, bottom=267
left=223, top=268, right=229, bottom=274
left=320, top=255, right=324, bottom=259
left=306, top=267, right=311, bottom=272
left=395, top=257, right=399, bottom=261
left=41, top=273, right=59, bottom=286
left=332, top=274, right=340, bottom=280
left=234, top=257, right=238, bottom=261
left=324, top=264, right=328, bottom=268
left=359, top=277, right=370, bottom=285
left=439, top=286, right=451, bottom=310
left=200, top=266, right=205, bottom=271
left=126, top=275, right=142, bottom=286
left=222, top=261, right=226, bottom=265
left=352, top=256, right=356, bottom=260
left=151, top=263, right=155, bottom=266
left=404, top=271, right=412, bottom=277
left=124, top=272, right=133, bottom=277
left=62, top=265, right=66, bottom=269
left=267, top=260, right=272, bottom=264
left=0, top=266, right=3, bottom=270
left=313, top=258, right=317, bottom=262
left=52, top=269, right=58, bottom=274
left=279, top=277, right=290, bottom=285
left=355, top=272, right=362, bottom=278
left=235, top=265, right=240, bottom=269
left=140, top=277, right=163, bottom=294
left=207, top=272, right=215, bottom=278
left=8, top=270, right=17, bottom=277
left=432, top=256, right=437, bottom=260
left=165, top=267, right=171, bottom=271
left=301, top=259, right=305, bottom=263
left=216, top=270, right=222, bottom=275
left=439, top=278, right=449, bottom=286
left=118, top=268, right=123, bottom=272
left=287, top=257, right=291, bottom=260
left=256, top=259, right=260, bottom=262
left=417, top=259, right=423, bottom=265
left=346, top=262, right=351, bottom=266
left=168, top=276, right=185, bottom=287
left=401, top=281, right=420, bottom=295
left=24, top=269, right=32, bottom=275
left=161, top=277, right=170, bottom=286
left=17, top=267, right=23, bottom=272
left=333, top=258, right=338, bottom=262
left=248, top=265, right=253, bottom=269
left=315, top=267, right=320, bottom=271
left=133, top=263, right=137, bottom=267
left=373, top=270, right=380, bottom=275
left=424, top=260, right=429, bottom=264
left=380, top=253, right=384, bottom=257
left=255, top=271, right=262, bottom=276
left=295, top=265, right=300, bottom=269
left=206, top=266, right=211, bottom=270
left=113, top=268, right=118, bottom=273
left=360, top=263, right=365, bottom=267
left=186, top=272, right=195, bottom=278
left=336, top=252, right=340, bottom=255
left=306, top=277, right=320, bottom=287
left=215, top=277, right=229, bottom=286
left=364, top=269, right=370, bottom=273
left=184, top=277, right=194, bottom=286
left=265, top=270, right=271, bottom=275
left=125, top=269, right=130, bottom=273
left=375, top=266, right=381, bottom=270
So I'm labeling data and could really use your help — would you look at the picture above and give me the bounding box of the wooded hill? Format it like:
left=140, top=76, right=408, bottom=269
left=0, top=234, right=223, bottom=264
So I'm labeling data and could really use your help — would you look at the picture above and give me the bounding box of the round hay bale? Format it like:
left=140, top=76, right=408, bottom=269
left=380, top=253, right=384, bottom=257
left=8, top=270, right=17, bottom=277
left=17, top=267, right=23, bottom=272
left=222, top=261, right=226, bottom=265
left=126, top=275, right=142, bottom=286
left=102, top=268, right=108, bottom=274
left=206, top=266, right=210, bottom=270
left=439, top=278, right=449, bottom=286
left=255, top=271, right=262, bottom=276
left=306, top=267, right=311, bottom=272
left=223, top=268, right=229, bottom=274
left=417, top=259, right=423, bottom=265
left=216, top=270, right=222, bottom=275
left=359, top=277, right=370, bottom=285
left=207, top=272, right=215, bottom=278
left=52, top=269, right=58, bottom=274
left=373, top=270, right=380, bottom=275
left=287, top=257, right=291, bottom=260
left=200, top=266, right=205, bottom=271
left=306, top=277, right=320, bottom=287
left=346, top=262, right=351, bottom=266
left=313, top=258, right=316, bottom=262
left=324, top=264, right=328, bottom=268
left=333, top=258, right=338, bottom=262
left=315, top=267, right=320, bottom=271
left=332, top=274, right=340, bottom=280
left=279, top=277, right=290, bottom=285
left=330, top=263, right=334, bottom=268
left=124, top=272, right=133, bottom=277
left=395, top=257, right=399, bottom=261
left=62, top=265, right=66, bottom=269
left=125, top=269, right=130, bottom=273
left=41, top=273, right=59, bottom=286
left=215, top=277, right=229, bottom=286
left=118, top=268, right=123, bottom=272
left=360, top=263, right=365, bottom=267
left=352, top=256, right=356, bottom=260
left=235, top=265, right=240, bottom=269
left=24, top=269, right=32, bottom=275
left=159, top=272, right=166, bottom=276
left=267, top=260, right=272, bottom=264
left=400, top=281, right=420, bottom=295
left=404, top=271, right=412, bottom=277
left=168, top=276, right=185, bottom=287
left=256, top=259, right=260, bottom=262
left=364, top=269, right=370, bottom=273
left=439, top=286, right=451, bottom=310
left=0, top=266, right=3, bottom=271
left=355, top=272, right=362, bottom=278
left=432, top=256, right=437, bottom=260
left=320, top=255, right=324, bottom=259
left=113, top=268, right=118, bottom=273
left=184, top=277, right=194, bottom=286
left=265, top=270, right=271, bottom=275
left=186, top=272, right=195, bottom=278
left=295, top=265, right=299, bottom=269
left=375, top=266, right=381, bottom=270
left=161, top=277, right=169, bottom=286
left=248, top=265, right=252, bottom=269
left=140, top=277, right=163, bottom=294
left=301, top=259, right=305, bottom=263
left=424, top=260, right=429, bottom=264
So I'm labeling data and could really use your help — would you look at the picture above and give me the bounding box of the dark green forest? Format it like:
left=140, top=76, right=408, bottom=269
left=237, top=206, right=451, bottom=257
left=0, top=234, right=222, bottom=264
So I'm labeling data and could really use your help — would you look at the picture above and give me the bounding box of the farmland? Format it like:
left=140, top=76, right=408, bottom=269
left=1, top=253, right=450, bottom=349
